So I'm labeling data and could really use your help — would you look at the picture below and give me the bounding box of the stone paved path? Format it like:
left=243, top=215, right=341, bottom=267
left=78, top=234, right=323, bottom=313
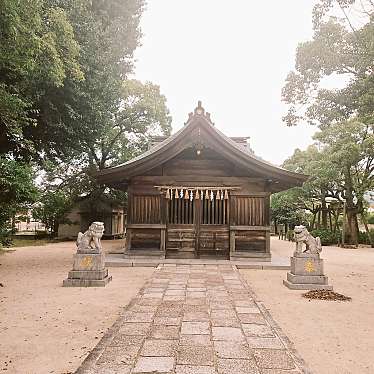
left=77, top=265, right=309, bottom=374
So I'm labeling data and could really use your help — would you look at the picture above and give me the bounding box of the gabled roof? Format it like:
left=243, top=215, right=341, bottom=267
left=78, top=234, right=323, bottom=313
left=96, top=102, right=308, bottom=191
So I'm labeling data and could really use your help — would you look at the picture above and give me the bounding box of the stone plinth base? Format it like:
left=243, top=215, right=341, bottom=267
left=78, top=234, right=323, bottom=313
left=284, top=253, right=332, bottom=291
left=63, top=252, right=112, bottom=287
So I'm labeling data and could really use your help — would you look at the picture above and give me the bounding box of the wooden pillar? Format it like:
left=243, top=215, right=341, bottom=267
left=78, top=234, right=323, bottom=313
left=265, top=230, right=270, bottom=253
left=160, top=228, right=166, bottom=254
left=125, top=228, right=132, bottom=252
left=230, top=230, right=236, bottom=254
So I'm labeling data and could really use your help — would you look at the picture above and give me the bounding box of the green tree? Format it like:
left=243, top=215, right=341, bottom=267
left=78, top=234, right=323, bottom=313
left=283, top=145, right=341, bottom=230
left=0, top=0, right=83, bottom=158
left=314, top=120, right=374, bottom=245
left=271, top=189, right=308, bottom=233
left=32, top=190, right=73, bottom=235
left=0, top=158, right=38, bottom=245
left=36, top=80, right=172, bottom=226
left=282, top=1, right=374, bottom=128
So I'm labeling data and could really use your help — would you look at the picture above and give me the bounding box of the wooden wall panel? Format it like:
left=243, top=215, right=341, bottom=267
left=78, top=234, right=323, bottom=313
left=235, top=230, right=266, bottom=251
left=231, top=196, right=265, bottom=226
left=130, top=195, right=161, bottom=224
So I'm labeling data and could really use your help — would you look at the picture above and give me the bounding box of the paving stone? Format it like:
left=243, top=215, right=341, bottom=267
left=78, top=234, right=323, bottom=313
left=181, top=321, right=210, bottom=335
left=122, top=312, right=154, bottom=323
left=97, top=344, right=140, bottom=365
left=130, top=304, right=158, bottom=313
left=153, top=316, right=182, bottom=326
left=185, top=298, right=207, bottom=306
left=212, top=327, right=245, bottom=342
left=150, top=325, right=180, bottom=339
left=246, top=337, right=285, bottom=349
left=133, top=356, right=175, bottom=373
left=260, top=370, right=302, bottom=374
left=165, top=290, right=186, bottom=296
left=233, top=300, right=255, bottom=307
left=211, top=316, right=240, bottom=328
left=180, top=334, right=212, bottom=346
left=235, top=307, right=260, bottom=314
left=238, top=313, right=267, bottom=325
left=183, top=311, right=210, bottom=321
left=117, top=322, right=151, bottom=336
left=183, top=304, right=209, bottom=313
left=142, top=292, right=164, bottom=299
left=209, top=301, right=234, bottom=310
left=164, top=295, right=186, bottom=302
left=213, top=341, right=254, bottom=359
left=242, top=323, right=274, bottom=338
left=217, top=358, right=259, bottom=374
left=140, top=339, right=178, bottom=356
left=88, top=363, right=132, bottom=373
left=76, top=265, right=305, bottom=374
left=177, top=344, right=215, bottom=365
left=254, top=349, right=295, bottom=369
left=175, top=365, right=217, bottom=374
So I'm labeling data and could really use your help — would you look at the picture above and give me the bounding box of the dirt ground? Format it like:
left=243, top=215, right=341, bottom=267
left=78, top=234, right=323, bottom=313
left=0, top=240, right=154, bottom=374
left=240, top=237, right=374, bottom=374
left=1, top=238, right=373, bottom=374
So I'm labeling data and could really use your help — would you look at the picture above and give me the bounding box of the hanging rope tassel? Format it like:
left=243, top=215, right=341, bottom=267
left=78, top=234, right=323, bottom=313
left=195, top=190, right=200, bottom=200
left=210, top=190, right=214, bottom=201
left=175, top=188, right=179, bottom=199
left=221, top=190, right=224, bottom=200
left=190, top=190, right=193, bottom=201
left=180, top=189, right=184, bottom=199
left=224, top=189, right=229, bottom=199
left=205, top=190, right=209, bottom=200
left=184, top=189, right=189, bottom=199
left=166, top=189, right=170, bottom=199
left=216, top=189, right=220, bottom=200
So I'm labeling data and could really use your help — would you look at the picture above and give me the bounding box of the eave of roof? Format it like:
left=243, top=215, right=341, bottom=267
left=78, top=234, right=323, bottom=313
left=96, top=102, right=308, bottom=189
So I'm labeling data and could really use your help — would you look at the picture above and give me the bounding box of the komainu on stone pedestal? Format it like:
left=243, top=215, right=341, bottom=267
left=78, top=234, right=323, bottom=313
left=283, top=225, right=332, bottom=291
left=63, top=222, right=112, bottom=287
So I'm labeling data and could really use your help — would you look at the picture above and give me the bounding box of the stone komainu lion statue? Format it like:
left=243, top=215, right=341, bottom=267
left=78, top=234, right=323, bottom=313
left=76, top=222, right=105, bottom=253
left=294, top=225, right=322, bottom=255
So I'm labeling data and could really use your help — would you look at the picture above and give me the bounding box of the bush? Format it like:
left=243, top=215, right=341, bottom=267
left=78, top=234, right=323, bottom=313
left=358, top=230, right=374, bottom=245
left=367, top=215, right=374, bottom=224
left=310, top=228, right=341, bottom=246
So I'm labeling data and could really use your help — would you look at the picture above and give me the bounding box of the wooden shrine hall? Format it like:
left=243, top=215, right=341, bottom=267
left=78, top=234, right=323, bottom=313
left=97, top=102, right=307, bottom=261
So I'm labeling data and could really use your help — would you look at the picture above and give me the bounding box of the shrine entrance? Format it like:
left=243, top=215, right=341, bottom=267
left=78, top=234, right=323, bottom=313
left=165, top=188, right=230, bottom=259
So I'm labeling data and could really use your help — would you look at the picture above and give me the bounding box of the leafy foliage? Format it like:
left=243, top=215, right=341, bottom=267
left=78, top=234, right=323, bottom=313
left=32, top=190, right=73, bottom=235
left=0, top=157, right=38, bottom=245
left=282, top=2, right=374, bottom=128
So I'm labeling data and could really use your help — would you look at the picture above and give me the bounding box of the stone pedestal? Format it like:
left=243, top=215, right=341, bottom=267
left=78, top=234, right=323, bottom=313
left=63, top=251, right=112, bottom=287
left=283, top=253, right=332, bottom=290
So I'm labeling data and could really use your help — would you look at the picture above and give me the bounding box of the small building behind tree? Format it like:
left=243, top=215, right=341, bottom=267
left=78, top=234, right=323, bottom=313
left=97, top=102, right=307, bottom=260
left=58, top=195, right=125, bottom=240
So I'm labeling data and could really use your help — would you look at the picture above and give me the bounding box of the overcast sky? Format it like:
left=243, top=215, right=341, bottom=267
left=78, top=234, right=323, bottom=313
left=133, top=1, right=319, bottom=166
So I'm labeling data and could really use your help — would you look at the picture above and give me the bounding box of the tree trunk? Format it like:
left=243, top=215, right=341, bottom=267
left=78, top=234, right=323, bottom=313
left=310, top=212, right=317, bottom=230
left=346, top=208, right=358, bottom=246
left=321, top=193, right=328, bottom=229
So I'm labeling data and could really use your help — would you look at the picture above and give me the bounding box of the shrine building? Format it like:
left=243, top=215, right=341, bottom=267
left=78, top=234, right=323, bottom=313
left=96, top=102, right=307, bottom=261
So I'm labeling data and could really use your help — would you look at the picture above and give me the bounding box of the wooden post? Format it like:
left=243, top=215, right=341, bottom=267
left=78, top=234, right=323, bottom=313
left=230, top=230, right=236, bottom=255
left=342, top=201, right=346, bottom=247
left=125, top=229, right=132, bottom=252
left=265, top=231, right=270, bottom=253
left=160, top=228, right=166, bottom=254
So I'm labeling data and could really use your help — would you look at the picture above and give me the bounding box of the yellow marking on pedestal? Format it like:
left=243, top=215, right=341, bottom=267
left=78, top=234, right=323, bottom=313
left=82, top=256, right=93, bottom=268
left=305, top=260, right=315, bottom=273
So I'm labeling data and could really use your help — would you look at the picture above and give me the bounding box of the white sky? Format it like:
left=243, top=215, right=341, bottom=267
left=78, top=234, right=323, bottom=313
left=133, top=1, right=319, bottom=166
